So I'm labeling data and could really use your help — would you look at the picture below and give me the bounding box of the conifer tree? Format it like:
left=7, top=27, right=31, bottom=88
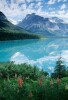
left=54, top=55, right=66, bottom=78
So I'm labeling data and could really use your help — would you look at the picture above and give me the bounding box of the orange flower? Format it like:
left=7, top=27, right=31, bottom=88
left=17, top=77, right=23, bottom=88
left=29, top=92, right=33, bottom=98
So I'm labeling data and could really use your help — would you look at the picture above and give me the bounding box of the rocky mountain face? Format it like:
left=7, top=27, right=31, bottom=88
left=0, top=11, right=7, bottom=20
left=18, top=13, right=68, bottom=37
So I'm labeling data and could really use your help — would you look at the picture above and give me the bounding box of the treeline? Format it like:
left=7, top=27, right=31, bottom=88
left=0, top=62, right=48, bottom=80
left=0, top=31, right=40, bottom=41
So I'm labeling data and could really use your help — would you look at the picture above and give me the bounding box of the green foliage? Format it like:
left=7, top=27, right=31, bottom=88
left=0, top=62, right=68, bottom=100
left=0, top=30, right=40, bottom=41
left=51, top=57, right=67, bottom=78
left=0, top=62, right=48, bottom=80
left=0, top=77, right=68, bottom=100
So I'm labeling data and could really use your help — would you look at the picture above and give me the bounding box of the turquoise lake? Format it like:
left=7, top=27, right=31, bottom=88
left=0, top=38, right=68, bottom=73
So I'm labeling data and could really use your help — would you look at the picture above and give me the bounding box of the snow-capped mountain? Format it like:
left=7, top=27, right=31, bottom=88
left=18, top=13, right=68, bottom=37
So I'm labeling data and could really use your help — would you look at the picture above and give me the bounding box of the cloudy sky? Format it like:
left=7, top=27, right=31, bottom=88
left=0, top=0, right=68, bottom=24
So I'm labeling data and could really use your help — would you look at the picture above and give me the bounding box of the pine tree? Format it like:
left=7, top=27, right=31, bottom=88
left=54, top=56, right=66, bottom=78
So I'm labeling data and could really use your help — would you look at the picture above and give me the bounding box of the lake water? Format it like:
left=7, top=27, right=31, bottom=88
left=0, top=38, right=68, bottom=73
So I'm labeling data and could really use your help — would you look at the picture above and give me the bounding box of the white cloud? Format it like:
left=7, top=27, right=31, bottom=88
left=0, top=0, right=68, bottom=24
left=58, top=0, right=67, bottom=2
left=0, top=0, right=43, bottom=23
left=21, top=3, right=27, bottom=10
left=47, top=0, right=56, bottom=4
left=17, top=0, right=42, bottom=3
left=60, top=4, right=66, bottom=9
left=58, top=0, right=62, bottom=2
left=28, top=3, right=35, bottom=9
left=37, top=2, right=42, bottom=6
left=15, top=0, right=26, bottom=4
left=63, top=0, right=67, bottom=2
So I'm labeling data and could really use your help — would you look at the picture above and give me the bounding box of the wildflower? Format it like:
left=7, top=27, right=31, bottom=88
left=56, top=77, right=61, bottom=85
left=17, top=77, right=23, bottom=88
left=29, top=92, right=33, bottom=98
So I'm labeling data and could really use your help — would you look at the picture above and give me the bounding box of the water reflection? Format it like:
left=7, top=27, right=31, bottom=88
left=0, top=38, right=68, bottom=73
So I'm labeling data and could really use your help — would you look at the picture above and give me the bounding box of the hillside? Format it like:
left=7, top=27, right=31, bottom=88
left=0, top=12, right=40, bottom=41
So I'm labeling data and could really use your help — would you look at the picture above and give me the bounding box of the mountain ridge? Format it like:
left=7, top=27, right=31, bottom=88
left=18, top=13, right=68, bottom=37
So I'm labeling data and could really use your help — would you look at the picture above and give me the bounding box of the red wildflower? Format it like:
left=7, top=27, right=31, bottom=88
left=17, top=77, right=23, bottom=88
